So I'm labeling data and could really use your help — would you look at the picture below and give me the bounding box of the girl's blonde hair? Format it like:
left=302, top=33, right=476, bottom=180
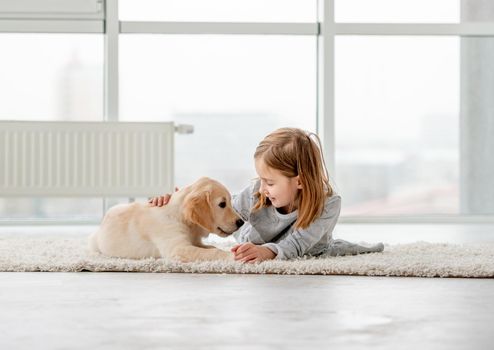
left=252, top=127, right=334, bottom=229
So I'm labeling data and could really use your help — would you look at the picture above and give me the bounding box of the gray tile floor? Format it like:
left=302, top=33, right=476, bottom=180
left=1, top=273, right=493, bottom=350
left=1, top=224, right=493, bottom=350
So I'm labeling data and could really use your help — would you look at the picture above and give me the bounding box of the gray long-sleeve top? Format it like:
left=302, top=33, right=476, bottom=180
left=232, top=179, right=341, bottom=260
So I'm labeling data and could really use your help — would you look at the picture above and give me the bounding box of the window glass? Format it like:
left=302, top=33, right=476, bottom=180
left=0, top=34, right=104, bottom=222
left=335, top=36, right=460, bottom=215
left=119, top=0, right=317, bottom=22
left=120, top=35, right=317, bottom=193
left=335, top=0, right=460, bottom=23
left=0, top=34, right=103, bottom=121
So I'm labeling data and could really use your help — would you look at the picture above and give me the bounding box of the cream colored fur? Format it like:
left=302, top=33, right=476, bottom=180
left=89, top=177, right=243, bottom=262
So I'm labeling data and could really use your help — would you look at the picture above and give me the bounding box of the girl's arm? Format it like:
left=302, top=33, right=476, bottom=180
left=262, top=195, right=341, bottom=260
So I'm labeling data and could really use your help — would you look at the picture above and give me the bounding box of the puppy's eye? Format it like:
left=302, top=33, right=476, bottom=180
left=219, top=201, right=226, bottom=208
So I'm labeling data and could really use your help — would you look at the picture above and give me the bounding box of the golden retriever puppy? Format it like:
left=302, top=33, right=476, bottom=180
left=89, top=177, right=244, bottom=262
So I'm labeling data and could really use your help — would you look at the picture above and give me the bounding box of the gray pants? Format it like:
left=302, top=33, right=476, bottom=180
left=323, top=239, right=385, bottom=257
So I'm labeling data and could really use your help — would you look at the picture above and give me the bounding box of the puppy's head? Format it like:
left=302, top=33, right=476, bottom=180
left=182, top=177, right=244, bottom=237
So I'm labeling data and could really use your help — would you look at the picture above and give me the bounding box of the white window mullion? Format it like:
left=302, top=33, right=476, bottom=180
left=104, top=0, right=119, bottom=122
left=0, top=0, right=104, bottom=20
left=332, top=22, right=494, bottom=36
left=0, top=19, right=103, bottom=33
left=103, top=0, right=120, bottom=213
left=120, top=21, right=318, bottom=35
left=317, top=0, right=336, bottom=181
left=339, top=215, right=494, bottom=224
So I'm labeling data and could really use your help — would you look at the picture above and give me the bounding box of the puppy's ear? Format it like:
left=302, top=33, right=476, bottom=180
left=183, top=190, right=214, bottom=231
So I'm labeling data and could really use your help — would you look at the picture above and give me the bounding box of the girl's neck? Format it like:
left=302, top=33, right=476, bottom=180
left=278, top=198, right=299, bottom=214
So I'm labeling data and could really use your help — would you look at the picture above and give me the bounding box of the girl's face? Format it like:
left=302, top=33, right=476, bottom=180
left=255, top=158, right=302, bottom=214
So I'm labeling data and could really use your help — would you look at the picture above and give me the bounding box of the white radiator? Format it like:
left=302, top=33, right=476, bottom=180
left=0, top=121, right=177, bottom=197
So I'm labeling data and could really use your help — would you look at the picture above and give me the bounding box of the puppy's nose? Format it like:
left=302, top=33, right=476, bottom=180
left=235, top=219, right=244, bottom=228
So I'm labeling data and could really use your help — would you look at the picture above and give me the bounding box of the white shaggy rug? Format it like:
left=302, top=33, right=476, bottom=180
left=1, top=233, right=494, bottom=278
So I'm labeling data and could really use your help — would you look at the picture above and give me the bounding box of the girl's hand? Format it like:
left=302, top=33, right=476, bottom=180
left=231, top=242, right=276, bottom=263
left=148, top=187, right=179, bottom=207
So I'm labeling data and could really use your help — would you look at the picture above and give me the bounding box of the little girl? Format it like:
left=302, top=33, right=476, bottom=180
left=150, top=127, right=384, bottom=263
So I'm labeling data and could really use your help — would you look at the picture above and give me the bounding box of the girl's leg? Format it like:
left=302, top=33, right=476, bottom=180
left=324, top=239, right=384, bottom=257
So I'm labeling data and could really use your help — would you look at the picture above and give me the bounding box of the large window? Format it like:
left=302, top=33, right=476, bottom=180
left=1, top=0, right=493, bottom=223
left=0, top=0, right=317, bottom=223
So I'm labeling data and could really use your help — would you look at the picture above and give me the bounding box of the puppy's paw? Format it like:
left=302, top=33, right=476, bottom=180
left=169, top=253, right=191, bottom=263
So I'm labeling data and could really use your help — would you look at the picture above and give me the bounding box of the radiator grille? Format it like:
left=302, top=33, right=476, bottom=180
left=0, top=121, right=174, bottom=197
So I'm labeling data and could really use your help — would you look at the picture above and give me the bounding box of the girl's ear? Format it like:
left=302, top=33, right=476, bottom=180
left=295, top=176, right=303, bottom=189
